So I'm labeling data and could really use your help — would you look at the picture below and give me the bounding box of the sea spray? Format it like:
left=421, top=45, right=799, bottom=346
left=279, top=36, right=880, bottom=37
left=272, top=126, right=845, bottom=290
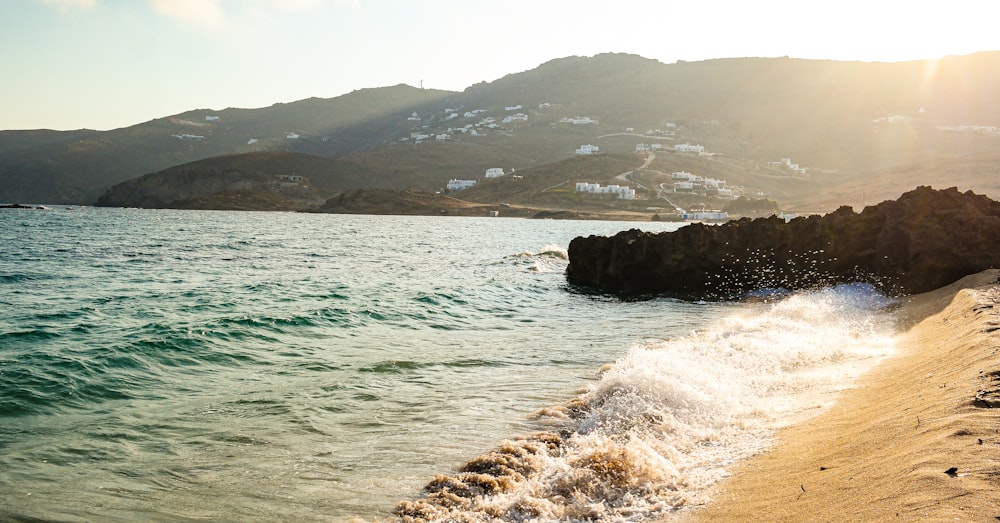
left=392, top=284, right=899, bottom=521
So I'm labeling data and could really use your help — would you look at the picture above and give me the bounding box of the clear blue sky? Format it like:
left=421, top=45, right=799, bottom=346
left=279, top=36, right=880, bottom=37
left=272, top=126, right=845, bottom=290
left=4, top=0, right=999, bottom=131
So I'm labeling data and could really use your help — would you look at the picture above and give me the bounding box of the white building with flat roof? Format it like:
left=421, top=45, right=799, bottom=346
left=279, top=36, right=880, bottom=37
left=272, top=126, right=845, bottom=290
left=674, top=143, right=705, bottom=154
left=575, top=182, right=635, bottom=200
left=561, top=116, right=598, bottom=125
left=680, top=211, right=728, bottom=221
left=447, top=179, right=477, bottom=191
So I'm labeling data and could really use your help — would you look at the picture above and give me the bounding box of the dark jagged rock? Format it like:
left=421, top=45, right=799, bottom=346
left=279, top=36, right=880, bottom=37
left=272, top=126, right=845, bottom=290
left=566, top=186, right=1000, bottom=297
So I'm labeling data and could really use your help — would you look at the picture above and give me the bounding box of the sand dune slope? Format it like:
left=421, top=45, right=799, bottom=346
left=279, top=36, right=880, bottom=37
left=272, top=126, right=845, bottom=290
left=680, top=269, right=1000, bottom=522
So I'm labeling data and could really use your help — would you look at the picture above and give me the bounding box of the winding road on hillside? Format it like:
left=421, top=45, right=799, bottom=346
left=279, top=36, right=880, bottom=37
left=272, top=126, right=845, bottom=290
left=614, top=151, right=683, bottom=211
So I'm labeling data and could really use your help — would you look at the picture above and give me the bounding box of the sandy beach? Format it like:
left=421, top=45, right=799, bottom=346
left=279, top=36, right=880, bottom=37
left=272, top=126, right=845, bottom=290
left=670, top=269, right=1000, bottom=522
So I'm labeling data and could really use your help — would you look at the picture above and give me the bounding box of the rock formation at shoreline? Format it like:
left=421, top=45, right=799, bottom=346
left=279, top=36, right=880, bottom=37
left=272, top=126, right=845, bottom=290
left=566, top=186, right=1000, bottom=296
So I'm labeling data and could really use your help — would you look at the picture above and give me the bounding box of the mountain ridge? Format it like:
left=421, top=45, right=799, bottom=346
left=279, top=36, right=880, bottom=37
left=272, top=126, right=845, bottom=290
left=4, top=52, right=1000, bottom=209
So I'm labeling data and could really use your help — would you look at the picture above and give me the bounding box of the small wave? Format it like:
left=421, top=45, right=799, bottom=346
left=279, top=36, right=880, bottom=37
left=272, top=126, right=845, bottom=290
left=0, top=352, right=144, bottom=416
left=415, top=292, right=469, bottom=307
left=1, top=329, right=61, bottom=342
left=359, top=360, right=432, bottom=374
left=508, top=244, right=569, bottom=261
left=360, top=358, right=509, bottom=375
left=0, top=273, right=49, bottom=284
left=506, top=244, right=570, bottom=274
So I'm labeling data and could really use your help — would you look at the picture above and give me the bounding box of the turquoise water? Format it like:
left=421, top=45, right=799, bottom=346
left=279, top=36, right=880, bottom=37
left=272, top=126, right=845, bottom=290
left=0, top=208, right=898, bottom=521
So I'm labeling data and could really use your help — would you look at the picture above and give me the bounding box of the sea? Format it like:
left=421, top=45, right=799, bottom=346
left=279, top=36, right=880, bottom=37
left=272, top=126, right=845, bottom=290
left=0, top=207, right=899, bottom=522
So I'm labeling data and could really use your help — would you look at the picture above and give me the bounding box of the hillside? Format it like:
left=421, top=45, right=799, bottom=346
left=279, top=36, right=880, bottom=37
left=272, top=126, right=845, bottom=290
left=0, top=85, right=453, bottom=204
left=311, top=188, right=507, bottom=217
left=309, top=188, right=655, bottom=221
left=93, top=152, right=381, bottom=210
left=459, top=154, right=641, bottom=207
left=6, top=52, right=1000, bottom=208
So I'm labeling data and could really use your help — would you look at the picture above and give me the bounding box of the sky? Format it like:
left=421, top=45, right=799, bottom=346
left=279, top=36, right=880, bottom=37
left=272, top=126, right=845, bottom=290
left=3, top=0, right=1000, bottom=131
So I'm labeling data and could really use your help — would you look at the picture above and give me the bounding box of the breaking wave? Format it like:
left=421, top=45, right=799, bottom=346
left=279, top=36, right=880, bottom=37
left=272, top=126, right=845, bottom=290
left=506, top=244, right=570, bottom=273
left=392, top=284, right=899, bottom=521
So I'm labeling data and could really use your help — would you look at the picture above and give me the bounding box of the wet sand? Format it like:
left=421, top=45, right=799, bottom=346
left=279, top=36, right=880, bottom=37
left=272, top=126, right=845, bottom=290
left=674, top=269, right=1000, bottom=522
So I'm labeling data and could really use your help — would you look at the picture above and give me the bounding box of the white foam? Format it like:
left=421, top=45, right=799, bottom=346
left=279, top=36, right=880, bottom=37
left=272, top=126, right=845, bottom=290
left=393, top=285, right=899, bottom=521
left=508, top=244, right=571, bottom=273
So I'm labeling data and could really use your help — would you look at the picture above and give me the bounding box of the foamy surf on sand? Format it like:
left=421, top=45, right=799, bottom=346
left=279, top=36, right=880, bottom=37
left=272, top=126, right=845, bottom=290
left=684, top=270, right=1000, bottom=523
left=391, top=284, right=900, bottom=521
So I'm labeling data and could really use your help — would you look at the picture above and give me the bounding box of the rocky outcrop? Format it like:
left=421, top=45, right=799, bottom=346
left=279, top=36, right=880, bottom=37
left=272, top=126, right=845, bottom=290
left=310, top=188, right=514, bottom=217
left=566, top=186, right=1000, bottom=297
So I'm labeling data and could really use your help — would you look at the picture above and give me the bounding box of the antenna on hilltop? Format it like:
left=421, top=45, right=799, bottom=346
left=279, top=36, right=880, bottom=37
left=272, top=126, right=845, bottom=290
left=420, top=79, right=424, bottom=89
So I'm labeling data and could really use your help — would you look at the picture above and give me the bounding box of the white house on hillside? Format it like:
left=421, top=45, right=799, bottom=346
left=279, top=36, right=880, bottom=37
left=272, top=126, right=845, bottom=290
left=674, top=143, right=705, bottom=154
left=768, top=158, right=808, bottom=174
left=502, top=113, right=528, bottom=123
left=561, top=116, right=598, bottom=125
left=680, top=211, right=728, bottom=221
left=575, top=182, right=635, bottom=200
left=576, top=144, right=600, bottom=155
left=447, top=179, right=477, bottom=191
left=485, top=168, right=505, bottom=178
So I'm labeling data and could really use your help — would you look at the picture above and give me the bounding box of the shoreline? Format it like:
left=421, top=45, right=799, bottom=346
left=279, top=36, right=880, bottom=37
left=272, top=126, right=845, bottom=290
left=668, top=269, right=1000, bottom=522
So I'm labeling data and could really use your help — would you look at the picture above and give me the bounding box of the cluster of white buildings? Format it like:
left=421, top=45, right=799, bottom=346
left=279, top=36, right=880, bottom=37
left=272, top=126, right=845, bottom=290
left=576, top=144, right=600, bottom=155
left=440, top=126, right=484, bottom=138
left=671, top=171, right=734, bottom=198
left=409, top=104, right=536, bottom=143
left=405, top=103, right=554, bottom=144
left=575, top=182, right=636, bottom=200
left=635, top=143, right=665, bottom=152
left=767, top=158, right=807, bottom=175
left=446, top=168, right=507, bottom=191
left=673, top=143, right=706, bottom=154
